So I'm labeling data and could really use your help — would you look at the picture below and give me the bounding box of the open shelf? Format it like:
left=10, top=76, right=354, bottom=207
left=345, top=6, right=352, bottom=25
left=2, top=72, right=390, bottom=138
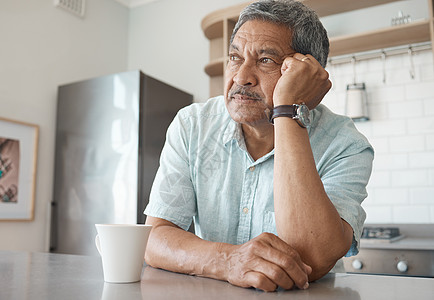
left=204, top=57, right=226, bottom=77
left=329, top=19, right=431, bottom=56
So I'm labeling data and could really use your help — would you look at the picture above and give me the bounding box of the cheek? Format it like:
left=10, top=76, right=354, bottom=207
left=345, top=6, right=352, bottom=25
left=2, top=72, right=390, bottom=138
left=224, top=69, right=235, bottom=95
left=262, top=73, right=281, bottom=97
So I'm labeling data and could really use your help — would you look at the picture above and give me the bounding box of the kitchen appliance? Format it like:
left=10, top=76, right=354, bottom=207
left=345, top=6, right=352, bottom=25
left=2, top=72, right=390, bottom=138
left=343, top=224, right=434, bottom=278
left=50, top=70, right=192, bottom=256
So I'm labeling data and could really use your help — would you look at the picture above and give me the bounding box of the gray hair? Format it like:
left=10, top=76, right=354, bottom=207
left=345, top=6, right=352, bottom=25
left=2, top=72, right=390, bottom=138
left=230, top=0, right=329, bottom=68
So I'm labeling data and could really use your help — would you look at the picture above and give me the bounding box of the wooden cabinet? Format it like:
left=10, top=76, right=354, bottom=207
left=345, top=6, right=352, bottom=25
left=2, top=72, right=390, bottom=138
left=201, top=0, right=434, bottom=97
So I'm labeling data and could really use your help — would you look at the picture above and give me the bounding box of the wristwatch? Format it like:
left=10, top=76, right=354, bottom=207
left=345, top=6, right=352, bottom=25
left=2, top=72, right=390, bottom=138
left=266, top=103, right=311, bottom=128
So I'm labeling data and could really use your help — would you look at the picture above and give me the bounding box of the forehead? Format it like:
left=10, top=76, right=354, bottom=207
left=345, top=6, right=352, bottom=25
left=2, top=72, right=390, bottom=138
left=232, top=20, right=293, bottom=52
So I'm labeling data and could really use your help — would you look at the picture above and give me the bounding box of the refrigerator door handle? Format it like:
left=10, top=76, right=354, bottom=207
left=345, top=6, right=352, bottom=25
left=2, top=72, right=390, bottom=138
left=49, top=201, right=57, bottom=252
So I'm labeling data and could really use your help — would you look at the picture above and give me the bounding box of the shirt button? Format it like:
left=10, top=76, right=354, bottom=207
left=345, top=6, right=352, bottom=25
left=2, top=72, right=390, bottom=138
left=249, top=166, right=255, bottom=171
left=243, top=207, right=249, bottom=214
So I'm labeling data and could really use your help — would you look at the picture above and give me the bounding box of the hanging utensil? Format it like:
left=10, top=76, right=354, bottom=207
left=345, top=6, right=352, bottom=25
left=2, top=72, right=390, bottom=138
left=408, top=47, right=415, bottom=79
left=381, top=51, right=387, bottom=84
left=351, top=56, right=357, bottom=84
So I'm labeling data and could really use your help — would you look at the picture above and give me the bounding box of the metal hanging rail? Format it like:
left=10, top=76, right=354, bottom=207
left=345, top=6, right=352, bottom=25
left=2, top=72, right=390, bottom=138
left=327, top=41, right=432, bottom=65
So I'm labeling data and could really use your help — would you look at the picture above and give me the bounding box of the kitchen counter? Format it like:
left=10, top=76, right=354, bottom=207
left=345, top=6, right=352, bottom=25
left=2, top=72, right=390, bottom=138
left=360, top=224, right=434, bottom=251
left=1, top=251, right=433, bottom=300
left=360, top=237, right=434, bottom=250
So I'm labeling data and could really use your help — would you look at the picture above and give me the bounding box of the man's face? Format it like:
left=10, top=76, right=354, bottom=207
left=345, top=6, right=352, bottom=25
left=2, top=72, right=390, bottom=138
left=224, top=20, right=295, bottom=126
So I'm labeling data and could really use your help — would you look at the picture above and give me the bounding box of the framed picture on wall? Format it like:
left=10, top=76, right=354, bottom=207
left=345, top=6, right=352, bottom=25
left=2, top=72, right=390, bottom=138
left=0, top=117, right=39, bottom=221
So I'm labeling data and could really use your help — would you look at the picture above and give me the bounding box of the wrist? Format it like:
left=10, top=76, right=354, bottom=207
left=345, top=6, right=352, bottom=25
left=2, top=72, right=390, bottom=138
left=204, top=242, right=235, bottom=281
left=273, top=95, right=296, bottom=107
left=266, top=103, right=311, bottom=128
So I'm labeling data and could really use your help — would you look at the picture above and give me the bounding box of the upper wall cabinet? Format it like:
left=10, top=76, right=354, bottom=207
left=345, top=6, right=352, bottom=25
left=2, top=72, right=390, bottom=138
left=202, top=0, right=434, bottom=97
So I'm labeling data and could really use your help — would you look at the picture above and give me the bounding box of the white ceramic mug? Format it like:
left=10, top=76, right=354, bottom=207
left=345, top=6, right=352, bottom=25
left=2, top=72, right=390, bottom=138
left=95, top=224, right=152, bottom=283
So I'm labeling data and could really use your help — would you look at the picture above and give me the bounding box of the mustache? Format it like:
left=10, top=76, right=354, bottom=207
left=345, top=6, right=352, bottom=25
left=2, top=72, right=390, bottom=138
left=228, top=86, right=263, bottom=101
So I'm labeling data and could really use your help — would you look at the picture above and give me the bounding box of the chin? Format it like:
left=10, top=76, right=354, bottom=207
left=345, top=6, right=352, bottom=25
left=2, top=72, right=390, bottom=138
left=229, top=111, right=269, bottom=126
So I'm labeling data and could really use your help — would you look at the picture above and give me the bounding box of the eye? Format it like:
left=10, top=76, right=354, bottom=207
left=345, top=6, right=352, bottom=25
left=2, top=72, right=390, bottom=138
left=229, top=54, right=241, bottom=61
left=259, top=57, right=276, bottom=64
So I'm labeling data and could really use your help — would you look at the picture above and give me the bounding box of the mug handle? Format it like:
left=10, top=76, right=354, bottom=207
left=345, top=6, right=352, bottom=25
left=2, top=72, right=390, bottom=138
left=95, top=234, right=102, bottom=255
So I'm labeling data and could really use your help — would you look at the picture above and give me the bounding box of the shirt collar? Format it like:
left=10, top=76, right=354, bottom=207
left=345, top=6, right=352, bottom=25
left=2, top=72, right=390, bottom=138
left=222, top=118, right=242, bottom=146
left=222, top=118, right=275, bottom=164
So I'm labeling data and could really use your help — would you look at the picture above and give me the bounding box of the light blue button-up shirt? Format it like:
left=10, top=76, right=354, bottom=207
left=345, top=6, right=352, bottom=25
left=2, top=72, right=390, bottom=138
left=145, top=96, right=374, bottom=256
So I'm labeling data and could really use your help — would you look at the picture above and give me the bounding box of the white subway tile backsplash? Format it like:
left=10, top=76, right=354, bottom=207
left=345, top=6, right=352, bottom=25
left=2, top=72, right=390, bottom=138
left=322, top=90, right=345, bottom=114
left=431, top=207, right=434, bottom=222
left=328, top=52, right=434, bottom=224
left=407, top=116, right=434, bottom=134
left=388, top=100, right=424, bottom=119
left=391, top=169, right=429, bottom=187
left=409, top=152, right=434, bottom=168
left=368, top=137, right=389, bottom=153
left=411, top=49, right=433, bottom=66
left=392, top=206, right=431, bottom=223
left=354, top=121, right=372, bottom=137
left=405, top=81, right=434, bottom=100
left=426, top=134, right=434, bottom=150
left=332, top=61, right=353, bottom=76
left=369, top=170, right=391, bottom=187
left=363, top=206, right=393, bottom=224
left=410, top=188, right=434, bottom=204
left=430, top=208, right=434, bottom=222
left=369, top=85, right=406, bottom=103
left=386, top=67, right=417, bottom=86
left=368, top=102, right=388, bottom=120
left=371, top=119, right=407, bottom=137
left=363, top=72, right=383, bottom=87
left=423, top=98, right=434, bottom=116
left=389, top=135, right=425, bottom=153
left=374, top=188, right=409, bottom=204
left=429, top=169, right=434, bottom=186
left=419, top=64, right=434, bottom=82
left=373, top=153, right=408, bottom=170
left=354, top=61, right=369, bottom=78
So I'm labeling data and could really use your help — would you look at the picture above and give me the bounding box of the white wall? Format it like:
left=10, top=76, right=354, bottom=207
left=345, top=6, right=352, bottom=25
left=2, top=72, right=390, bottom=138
left=0, top=0, right=129, bottom=251
left=127, top=0, right=248, bottom=102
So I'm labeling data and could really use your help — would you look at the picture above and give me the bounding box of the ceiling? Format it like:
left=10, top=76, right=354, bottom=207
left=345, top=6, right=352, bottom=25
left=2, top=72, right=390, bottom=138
left=114, top=0, right=160, bottom=8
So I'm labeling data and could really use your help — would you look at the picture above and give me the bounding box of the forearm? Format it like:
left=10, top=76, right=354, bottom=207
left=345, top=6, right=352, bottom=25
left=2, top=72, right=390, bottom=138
left=145, top=217, right=233, bottom=280
left=273, top=117, right=352, bottom=278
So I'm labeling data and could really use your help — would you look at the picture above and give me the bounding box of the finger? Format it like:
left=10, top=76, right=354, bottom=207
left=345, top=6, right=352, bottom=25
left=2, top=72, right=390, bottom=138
left=280, top=54, right=314, bottom=74
left=244, top=271, right=277, bottom=292
left=254, top=246, right=309, bottom=289
left=269, top=248, right=310, bottom=289
left=256, top=234, right=310, bottom=289
left=298, top=53, right=319, bottom=64
left=250, top=258, right=295, bottom=290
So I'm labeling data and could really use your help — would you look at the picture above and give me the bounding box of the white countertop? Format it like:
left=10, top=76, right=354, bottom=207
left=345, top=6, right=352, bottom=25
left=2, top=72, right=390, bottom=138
left=361, top=237, right=434, bottom=250
left=1, top=251, right=433, bottom=300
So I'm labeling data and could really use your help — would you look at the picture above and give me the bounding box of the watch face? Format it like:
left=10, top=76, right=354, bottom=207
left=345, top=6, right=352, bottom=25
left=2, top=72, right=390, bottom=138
left=297, top=104, right=311, bottom=127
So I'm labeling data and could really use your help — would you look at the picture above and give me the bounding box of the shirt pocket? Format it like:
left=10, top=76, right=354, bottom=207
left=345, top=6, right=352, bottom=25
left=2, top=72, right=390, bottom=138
left=263, top=210, right=277, bottom=235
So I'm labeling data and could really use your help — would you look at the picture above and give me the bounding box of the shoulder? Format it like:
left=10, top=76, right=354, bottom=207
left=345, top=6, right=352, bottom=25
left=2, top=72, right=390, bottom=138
left=177, top=95, right=228, bottom=121
left=169, top=95, right=232, bottom=144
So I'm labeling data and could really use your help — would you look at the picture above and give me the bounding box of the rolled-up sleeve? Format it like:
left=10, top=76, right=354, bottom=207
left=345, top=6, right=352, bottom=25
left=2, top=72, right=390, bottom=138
left=144, top=109, right=197, bottom=231
left=320, top=141, right=374, bottom=256
left=310, top=106, right=374, bottom=257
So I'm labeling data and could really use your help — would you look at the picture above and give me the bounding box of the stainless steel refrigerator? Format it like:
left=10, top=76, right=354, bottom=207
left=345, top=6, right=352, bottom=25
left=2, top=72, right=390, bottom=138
left=50, top=70, right=192, bottom=256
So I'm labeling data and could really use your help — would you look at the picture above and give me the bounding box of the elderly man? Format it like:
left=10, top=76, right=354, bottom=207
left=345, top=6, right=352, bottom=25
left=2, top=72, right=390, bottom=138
left=144, top=0, right=373, bottom=292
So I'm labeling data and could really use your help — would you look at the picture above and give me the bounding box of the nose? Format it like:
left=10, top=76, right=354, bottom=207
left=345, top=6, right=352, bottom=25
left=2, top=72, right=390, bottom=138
left=233, top=61, right=257, bottom=87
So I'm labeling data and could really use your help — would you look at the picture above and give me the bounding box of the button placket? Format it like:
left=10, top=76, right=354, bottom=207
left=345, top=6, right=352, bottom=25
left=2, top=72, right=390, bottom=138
left=236, top=163, right=259, bottom=244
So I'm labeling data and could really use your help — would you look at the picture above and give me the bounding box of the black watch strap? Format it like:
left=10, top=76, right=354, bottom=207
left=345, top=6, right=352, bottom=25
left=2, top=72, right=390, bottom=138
left=268, top=105, right=297, bottom=124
